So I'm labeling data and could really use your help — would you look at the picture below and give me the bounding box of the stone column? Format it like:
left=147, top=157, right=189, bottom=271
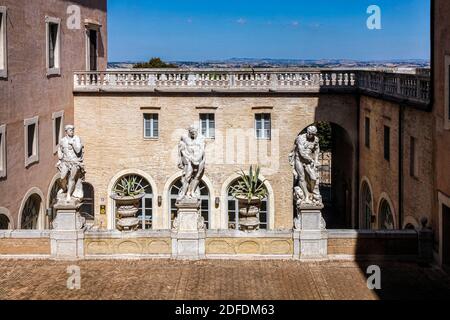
left=50, top=203, right=86, bottom=260
left=294, top=205, right=328, bottom=261
left=171, top=199, right=206, bottom=260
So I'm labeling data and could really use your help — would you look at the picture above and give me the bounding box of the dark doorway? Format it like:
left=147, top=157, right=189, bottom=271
left=295, top=122, right=355, bottom=229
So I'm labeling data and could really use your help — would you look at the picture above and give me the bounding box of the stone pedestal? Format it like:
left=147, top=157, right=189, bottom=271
left=50, top=203, right=86, bottom=260
left=171, top=199, right=206, bottom=260
left=294, top=205, right=328, bottom=261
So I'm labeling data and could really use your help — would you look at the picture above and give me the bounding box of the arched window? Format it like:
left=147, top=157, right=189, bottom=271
left=80, top=182, right=95, bottom=223
left=360, top=182, right=373, bottom=230
left=379, top=199, right=395, bottom=230
left=0, top=214, right=10, bottom=230
left=170, top=179, right=210, bottom=229
left=227, top=180, right=268, bottom=230
left=21, top=194, right=42, bottom=230
left=113, top=174, right=153, bottom=230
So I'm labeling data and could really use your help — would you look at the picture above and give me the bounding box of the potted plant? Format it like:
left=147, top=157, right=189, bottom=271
left=110, top=176, right=145, bottom=231
left=230, top=166, right=268, bottom=231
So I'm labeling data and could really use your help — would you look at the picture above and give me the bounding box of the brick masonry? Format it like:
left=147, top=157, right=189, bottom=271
left=74, top=93, right=358, bottom=231
left=359, top=96, right=434, bottom=230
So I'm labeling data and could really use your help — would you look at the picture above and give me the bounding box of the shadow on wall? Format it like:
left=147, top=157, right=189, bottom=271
left=299, top=94, right=358, bottom=229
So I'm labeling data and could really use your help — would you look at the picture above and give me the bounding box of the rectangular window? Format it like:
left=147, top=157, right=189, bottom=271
left=0, top=124, right=6, bottom=178
left=24, top=117, right=39, bottom=167
left=410, top=136, right=419, bottom=178
left=27, top=124, right=36, bottom=158
left=52, top=111, right=64, bottom=153
left=365, top=117, right=370, bottom=148
left=200, top=113, right=215, bottom=139
left=46, top=17, right=61, bottom=75
left=87, top=29, right=98, bottom=71
left=384, top=125, right=390, bottom=162
left=144, top=114, right=159, bottom=139
left=0, top=6, right=7, bottom=78
left=255, top=113, right=271, bottom=140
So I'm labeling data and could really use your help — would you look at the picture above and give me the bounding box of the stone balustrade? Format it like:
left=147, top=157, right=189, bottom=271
left=73, top=69, right=357, bottom=93
left=74, top=69, right=431, bottom=105
left=357, top=70, right=431, bottom=105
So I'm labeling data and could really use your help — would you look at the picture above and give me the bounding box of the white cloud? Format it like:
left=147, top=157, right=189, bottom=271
left=236, top=18, right=247, bottom=25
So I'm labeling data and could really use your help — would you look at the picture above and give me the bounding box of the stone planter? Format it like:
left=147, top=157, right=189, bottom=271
left=236, top=195, right=261, bottom=231
left=110, top=193, right=145, bottom=232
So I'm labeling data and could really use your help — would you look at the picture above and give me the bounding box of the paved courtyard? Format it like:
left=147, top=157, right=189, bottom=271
left=0, top=259, right=449, bottom=300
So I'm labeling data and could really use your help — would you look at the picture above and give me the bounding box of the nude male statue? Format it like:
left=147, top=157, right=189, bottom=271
left=289, top=125, right=323, bottom=207
left=57, top=125, right=85, bottom=203
left=177, top=125, right=206, bottom=201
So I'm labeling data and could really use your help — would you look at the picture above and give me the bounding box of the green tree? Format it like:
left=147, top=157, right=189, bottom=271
left=316, top=122, right=332, bottom=152
left=133, top=58, right=178, bottom=69
left=301, top=122, right=332, bottom=152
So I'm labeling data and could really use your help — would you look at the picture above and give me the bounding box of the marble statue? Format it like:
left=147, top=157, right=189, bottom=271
left=56, top=125, right=85, bottom=204
left=290, top=125, right=323, bottom=208
left=177, top=125, right=206, bottom=201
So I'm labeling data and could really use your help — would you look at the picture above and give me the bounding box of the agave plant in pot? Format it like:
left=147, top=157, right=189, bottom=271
left=110, top=176, right=145, bottom=232
left=230, top=166, right=268, bottom=231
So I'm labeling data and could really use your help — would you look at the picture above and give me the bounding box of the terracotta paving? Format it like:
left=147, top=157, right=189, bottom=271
left=0, top=259, right=449, bottom=300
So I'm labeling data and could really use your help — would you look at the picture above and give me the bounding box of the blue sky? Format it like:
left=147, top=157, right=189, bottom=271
left=108, top=0, right=430, bottom=62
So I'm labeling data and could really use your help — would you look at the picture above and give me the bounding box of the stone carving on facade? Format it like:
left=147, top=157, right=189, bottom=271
left=289, top=125, right=323, bottom=209
left=177, top=125, right=206, bottom=201
left=56, top=125, right=86, bottom=206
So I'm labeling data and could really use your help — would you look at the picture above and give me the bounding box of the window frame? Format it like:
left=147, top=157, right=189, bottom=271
left=0, top=124, right=6, bottom=178
left=24, top=116, right=39, bottom=167
left=143, top=113, right=159, bottom=139
left=255, top=113, right=272, bottom=140
left=0, top=6, right=7, bottom=78
left=113, top=174, right=154, bottom=231
left=45, top=16, right=61, bottom=76
left=85, top=26, right=99, bottom=71
left=199, top=113, right=216, bottom=139
left=52, top=110, right=64, bottom=154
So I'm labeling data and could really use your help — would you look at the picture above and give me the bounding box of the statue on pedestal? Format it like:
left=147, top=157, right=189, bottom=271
left=177, top=125, right=206, bottom=202
left=173, top=125, right=206, bottom=233
left=289, top=125, right=323, bottom=208
left=52, top=125, right=86, bottom=234
left=56, top=125, right=85, bottom=206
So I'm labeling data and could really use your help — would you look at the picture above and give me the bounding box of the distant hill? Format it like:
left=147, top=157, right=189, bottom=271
left=108, top=58, right=430, bottom=70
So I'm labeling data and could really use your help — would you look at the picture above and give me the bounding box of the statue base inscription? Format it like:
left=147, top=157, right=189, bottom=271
left=294, top=204, right=328, bottom=261
left=50, top=203, right=86, bottom=260
left=171, top=198, right=206, bottom=260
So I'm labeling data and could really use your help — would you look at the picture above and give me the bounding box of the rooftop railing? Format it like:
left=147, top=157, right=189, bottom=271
left=357, top=70, right=431, bottom=105
left=73, top=69, right=430, bottom=105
